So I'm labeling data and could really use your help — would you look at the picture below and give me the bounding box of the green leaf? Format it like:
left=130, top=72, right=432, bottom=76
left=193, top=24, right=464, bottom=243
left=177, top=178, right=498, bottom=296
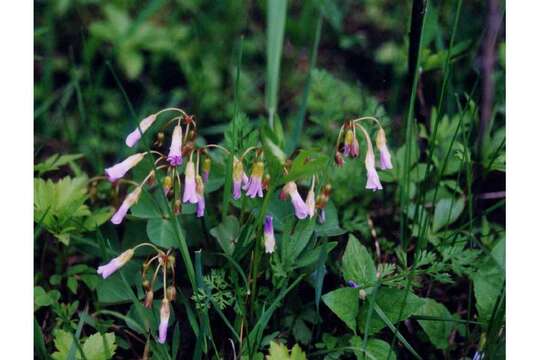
left=342, top=235, right=377, bottom=288
left=34, top=286, right=60, bottom=311
left=82, top=332, right=117, bottom=360
left=471, top=255, right=504, bottom=324
left=266, top=341, right=307, bottom=360
left=415, top=298, right=453, bottom=350
left=35, top=153, right=83, bottom=176
left=51, top=329, right=74, bottom=360
left=209, top=215, right=239, bottom=255
left=67, top=277, right=78, bottom=294
left=322, top=288, right=359, bottom=332
left=358, top=287, right=424, bottom=335
left=290, top=344, right=307, bottom=360
left=314, top=200, right=345, bottom=237
left=432, top=197, right=465, bottom=232
left=130, top=190, right=167, bottom=219
left=146, top=217, right=180, bottom=248
left=350, top=336, right=396, bottom=360
left=267, top=341, right=290, bottom=359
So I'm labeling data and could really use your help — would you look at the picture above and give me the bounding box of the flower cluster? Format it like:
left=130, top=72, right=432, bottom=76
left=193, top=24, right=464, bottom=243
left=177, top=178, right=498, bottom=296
left=334, top=117, right=393, bottom=191
left=97, top=243, right=175, bottom=343
left=97, top=107, right=388, bottom=345
left=104, top=108, right=277, bottom=225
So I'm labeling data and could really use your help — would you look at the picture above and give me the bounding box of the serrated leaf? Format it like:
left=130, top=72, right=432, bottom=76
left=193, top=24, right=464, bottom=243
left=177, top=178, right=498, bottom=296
left=82, top=332, right=117, bottom=360
left=34, top=286, right=60, bottom=311
left=322, top=288, right=359, bottom=332
left=342, top=235, right=377, bottom=288
left=35, top=153, right=83, bottom=176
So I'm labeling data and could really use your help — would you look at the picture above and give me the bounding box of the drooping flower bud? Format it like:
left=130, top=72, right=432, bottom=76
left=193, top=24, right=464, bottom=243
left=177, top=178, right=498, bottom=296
left=97, top=248, right=134, bottom=279
left=126, top=114, right=157, bottom=148
left=343, top=129, right=359, bottom=157
left=376, top=128, right=393, bottom=170
left=283, top=182, right=309, bottom=219
left=246, top=161, right=265, bottom=198
left=318, top=208, right=326, bottom=224
left=262, top=174, right=271, bottom=190
left=263, top=215, right=275, bottom=254
left=365, top=148, right=383, bottom=191
left=158, top=299, right=170, bottom=344
left=167, top=125, right=183, bottom=166
left=163, top=175, right=173, bottom=196
left=232, top=157, right=245, bottom=200
left=195, top=175, right=205, bottom=218
left=144, top=290, right=154, bottom=308
left=202, top=157, right=211, bottom=183
left=166, top=286, right=177, bottom=301
left=111, top=186, right=142, bottom=224
left=335, top=151, right=344, bottom=167
left=182, top=160, right=198, bottom=203
left=174, top=199, right=182, bottom=214
left=105, top=153, right=145, bottom=182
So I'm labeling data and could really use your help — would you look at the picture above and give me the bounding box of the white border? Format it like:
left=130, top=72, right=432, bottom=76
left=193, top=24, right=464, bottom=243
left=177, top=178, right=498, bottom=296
left=507, top=1, right=540, bottom=358
left=0, top=0, right=33, bottom=357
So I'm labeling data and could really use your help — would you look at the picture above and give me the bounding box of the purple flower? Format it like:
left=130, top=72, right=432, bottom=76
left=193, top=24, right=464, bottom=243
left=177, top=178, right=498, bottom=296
left=284, top=182, right=309, bottom=219
left=343, top=129, right=359, bottom=157
left=264, top=215, right=275, bottom=254
left=125, top=114, right=157, bottom=148
left=182, top=160, right=198, bottom=203
left=202, top=158, right=211, bottom=183
left=376, top=129, right=393, bottom=170
left=196, top=175, right=205, bottom=217
left=167, top=124, right=183, bottom=166
left=97, top=249, right=134, bottom=279
left=365, top=150, right=383, bottom=191
left=246, top=161, right=264, bottom=198
left=347, top=280, right=359, bottom=288
left=158, top=299, right=170, bottom=344
left=232, top=157, right=245, bottom=200
left=105, top=153, right=145, bottom=182
left=111, top=187, right=142, bottom=224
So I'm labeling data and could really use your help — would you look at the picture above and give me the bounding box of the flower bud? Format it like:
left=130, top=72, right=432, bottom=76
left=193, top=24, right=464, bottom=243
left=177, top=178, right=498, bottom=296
left=166, top=286, right=176, bottom=301
left=335, top=151, right=344, bottom=167
left=158, top=299, right=170, bottom=343
left=174, top=199, right=182, bottom=214
left=262, top=174, right=271, bottom=190
left=142, top=279, right=151, bottom=291
left=97, top=249, right=135, bottom=279
left=202, top=157, right=211, bottom=183
left=144, top=290, right=154, bottom=308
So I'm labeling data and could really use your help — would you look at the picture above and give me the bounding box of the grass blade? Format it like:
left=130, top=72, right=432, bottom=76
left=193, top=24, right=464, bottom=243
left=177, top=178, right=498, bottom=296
left=266, top=0, right=288, bottom=129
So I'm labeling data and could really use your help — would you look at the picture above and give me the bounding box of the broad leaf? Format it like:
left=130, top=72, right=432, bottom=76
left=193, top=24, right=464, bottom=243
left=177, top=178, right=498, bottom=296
left=322, top=288, right=359, bottom=332
left=415, top=298, right=453, bottom=350
left=342, top=235, right=377, bottom=288
left=358, top=287, right=425, bottom=335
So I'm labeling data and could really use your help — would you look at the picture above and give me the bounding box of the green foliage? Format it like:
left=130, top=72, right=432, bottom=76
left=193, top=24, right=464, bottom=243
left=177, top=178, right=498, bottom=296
left=51, top=330, right=117, bottom=360
left=266, top=341, right=307, bottom=360
left=358, top=287, right=425, bottom=335
left=34, top=175, right=111, bottom=245
left=415, top=299, right=454, bottom=350
left=322, top=288, right=359, bottom=332
left=341, top=235, right=377, bottom=289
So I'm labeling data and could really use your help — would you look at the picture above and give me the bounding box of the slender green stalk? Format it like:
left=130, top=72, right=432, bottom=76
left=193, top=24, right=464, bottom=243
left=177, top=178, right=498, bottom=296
left=266, top=0, right=287, bottom=129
